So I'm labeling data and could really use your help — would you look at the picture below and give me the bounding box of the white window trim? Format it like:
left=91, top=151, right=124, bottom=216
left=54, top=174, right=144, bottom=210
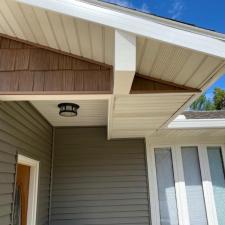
left=145, top=139, right=160, bottom=225
left=221, top=145, right=225, bottom=167
left=172, top=145, right=190, bottom=225
left=198, top=145, right=219, bottom=225
left=146, top=139, right=225, bottom=225
left=17, top=155, right=39, bottom=225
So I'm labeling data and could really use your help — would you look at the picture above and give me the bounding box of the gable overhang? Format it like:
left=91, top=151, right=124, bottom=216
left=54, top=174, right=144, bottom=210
left=0, top=0, right=225, bottom=139
left=17, top=0, right=225, bottom=59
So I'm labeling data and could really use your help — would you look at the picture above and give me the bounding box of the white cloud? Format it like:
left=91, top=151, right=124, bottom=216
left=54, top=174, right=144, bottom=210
left=104, top=0, right=151, bottom=13
left=140, top=2, right=151, bottom=12
left=107, top=0, right=131, bottom=7
left=168, top=0, right=184, bottom=19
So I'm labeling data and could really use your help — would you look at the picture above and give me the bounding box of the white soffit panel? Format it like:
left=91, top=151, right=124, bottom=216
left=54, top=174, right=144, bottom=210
left=1, top=0, right=114, bottom=65
left=110, top=93, right=193, bottom=139
left=17, top=0, right=225, bottom=58
left=136, top=37, right=225, bottom=89
left=31, top=100, right=108, bottom=126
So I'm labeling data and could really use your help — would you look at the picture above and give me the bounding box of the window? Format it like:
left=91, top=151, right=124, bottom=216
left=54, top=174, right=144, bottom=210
left=181, top=147, right=207, bottom=225
left=155, top=148, right=179, bottom=225
left=207, top=147, right=225, bottom=225
left=147, top=144, right=225, bottom=225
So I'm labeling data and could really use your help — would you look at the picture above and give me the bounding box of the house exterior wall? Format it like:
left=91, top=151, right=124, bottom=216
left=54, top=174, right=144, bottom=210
left=51, top=127, right=150, bottom=225
left=0, top=101, right=52, bottom=225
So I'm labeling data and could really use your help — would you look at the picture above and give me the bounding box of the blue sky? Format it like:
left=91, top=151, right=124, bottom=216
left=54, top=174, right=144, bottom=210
left=103, top=0, right=225, bottom=98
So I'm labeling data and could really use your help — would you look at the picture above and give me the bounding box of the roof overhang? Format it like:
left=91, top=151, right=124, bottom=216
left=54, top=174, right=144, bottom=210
left=169, top=115, right=225, bottom=129
left=17, top=0, right=225, bottom=58
left=0, top=0, right=224, bottom=139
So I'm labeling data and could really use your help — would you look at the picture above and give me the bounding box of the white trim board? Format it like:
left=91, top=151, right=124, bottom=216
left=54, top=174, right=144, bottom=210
left=17, top=0, right=225, bottom=58
left=169, top=118, right=225, bottom=128
left=0, top=94, right=111, bottom=101
left=17, top=155, right=39, bottom=225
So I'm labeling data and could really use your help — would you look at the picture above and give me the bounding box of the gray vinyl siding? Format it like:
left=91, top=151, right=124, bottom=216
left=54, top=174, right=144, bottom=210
left=51, top=127, right=150, bottom=225
left=0, top=101, right=52, bottom=225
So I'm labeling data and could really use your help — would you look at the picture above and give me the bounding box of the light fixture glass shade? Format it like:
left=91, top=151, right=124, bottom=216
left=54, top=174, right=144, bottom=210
left=58, top=103, right=79, bottom=117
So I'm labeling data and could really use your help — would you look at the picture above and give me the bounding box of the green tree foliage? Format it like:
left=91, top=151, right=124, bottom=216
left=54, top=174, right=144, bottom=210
left=190, top=88, right=225, bottom=111
left=190, top=94, right=215, bottom=111
left=213, top=88, right=225, bottom=110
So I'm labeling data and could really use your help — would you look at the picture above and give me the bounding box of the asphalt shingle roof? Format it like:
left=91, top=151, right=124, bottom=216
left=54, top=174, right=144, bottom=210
left=183, top=111, right=225, bottom=119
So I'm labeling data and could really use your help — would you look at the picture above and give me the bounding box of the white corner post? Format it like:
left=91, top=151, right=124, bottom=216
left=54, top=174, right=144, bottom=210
left=114, top=30, right=136, bottom=94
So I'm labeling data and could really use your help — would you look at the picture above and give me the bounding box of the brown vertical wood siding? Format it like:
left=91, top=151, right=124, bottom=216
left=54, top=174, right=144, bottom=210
left=0, top=102, right=52, bottom=225
left=0, top=37, right=113, bottom=94
left=51, top=127, right=150, bottom=225
left=130, top=74, right=199, bottom=94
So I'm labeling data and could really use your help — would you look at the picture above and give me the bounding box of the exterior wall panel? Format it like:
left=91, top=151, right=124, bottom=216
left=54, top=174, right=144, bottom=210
left=0, top=102, right=52, bottom=225
left=51, top=127, right=150, bottom=225
left=0, top=36, right=113, bottom=94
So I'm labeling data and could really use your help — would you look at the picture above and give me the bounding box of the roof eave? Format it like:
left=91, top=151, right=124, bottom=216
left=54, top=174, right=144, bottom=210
left=169, top=115, right=225, bottom=129
left=17, top=0, right=225, bottom=59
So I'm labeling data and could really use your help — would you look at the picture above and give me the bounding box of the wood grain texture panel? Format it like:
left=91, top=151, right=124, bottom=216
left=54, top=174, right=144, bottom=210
left=29, top=49, right=59, bottom=71
left=44, top=71, right=62, bottom=91
left=62, top=71, right=74, bottom=91
left=33, top=72, right=45, bottom=91
left=58, top=55, right=72, bottom=70
left=0, top=37, right=11, bottom=48
left=0, top=49, right=17, bottom=71
left=0, top=72, right=19, bottom=91
left=131, top=74, right=200, bottom=94
left=74, top=71, right=84, bottom=91
left=0, top=36, right=113, bottom=94
left=15, top=49, right=30, bottom=70
left=18, top=71, right=34, bottom=91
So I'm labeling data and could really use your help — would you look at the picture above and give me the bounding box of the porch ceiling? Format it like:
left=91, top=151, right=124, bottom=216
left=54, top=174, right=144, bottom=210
left=108, top=93, right=193, bottom=139
left=31, top=100, right=108, bottom=126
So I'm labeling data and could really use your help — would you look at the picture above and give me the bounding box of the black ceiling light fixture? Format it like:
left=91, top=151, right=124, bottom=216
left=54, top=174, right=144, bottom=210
left=58, top=103, right=80, bottom=117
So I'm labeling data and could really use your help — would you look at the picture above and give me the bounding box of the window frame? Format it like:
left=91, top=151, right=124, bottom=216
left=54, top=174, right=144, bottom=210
left=146, top=141, right=225, bottom=225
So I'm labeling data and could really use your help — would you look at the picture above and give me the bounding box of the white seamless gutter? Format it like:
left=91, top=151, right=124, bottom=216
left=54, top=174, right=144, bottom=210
left=169, top=115, right=225, bottom=129
left=17, top=0, right=225, bottom=59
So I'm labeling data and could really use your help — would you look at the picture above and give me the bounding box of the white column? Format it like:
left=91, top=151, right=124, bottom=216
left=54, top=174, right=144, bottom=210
left=145, top=137, right=161, bottom=225
left=114, top=29, right=136, bottom=94
left=198, top=145, right=219, bottom=225
left=172, top=145, right=190, bottom=225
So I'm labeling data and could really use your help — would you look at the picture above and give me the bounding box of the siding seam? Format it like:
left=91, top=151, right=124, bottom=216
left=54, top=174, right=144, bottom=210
left=49, top=127, right=55, bottom=225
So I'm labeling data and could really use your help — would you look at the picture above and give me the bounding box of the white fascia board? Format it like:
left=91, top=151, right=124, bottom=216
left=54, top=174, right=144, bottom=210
left=0, top=94, right=111, bottom=101
left=17, top=0, right=225, bottom=59
left=169, top=118, right=225, bottom=129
